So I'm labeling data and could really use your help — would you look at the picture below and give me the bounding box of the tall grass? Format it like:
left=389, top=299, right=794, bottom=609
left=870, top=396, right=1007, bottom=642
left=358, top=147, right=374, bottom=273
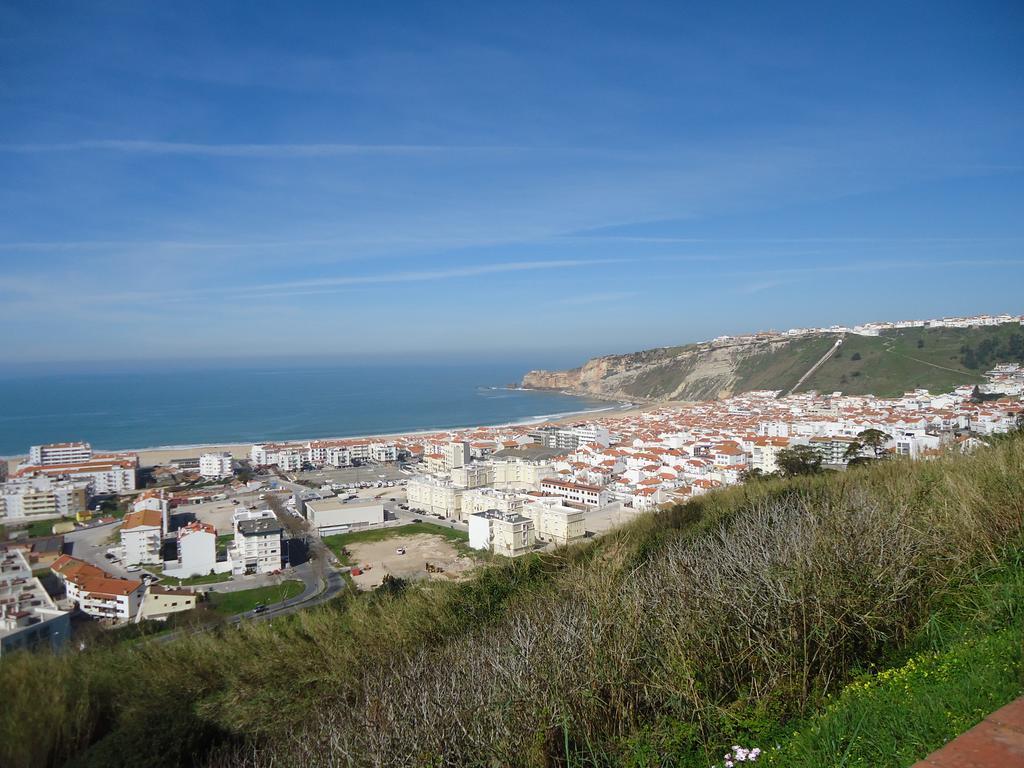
left=2, top=434, right=1022, bottom=768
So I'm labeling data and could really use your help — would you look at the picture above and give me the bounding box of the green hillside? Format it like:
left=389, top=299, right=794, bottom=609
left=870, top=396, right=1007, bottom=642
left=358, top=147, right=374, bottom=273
left=3, top=433, right=1023, bottom=768
left=797, top=324, right=1024, bottom=396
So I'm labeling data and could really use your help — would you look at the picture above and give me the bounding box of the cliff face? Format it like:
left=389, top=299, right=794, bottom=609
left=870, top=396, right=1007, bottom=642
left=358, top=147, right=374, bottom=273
left=522, top=334, right=838, bottom=401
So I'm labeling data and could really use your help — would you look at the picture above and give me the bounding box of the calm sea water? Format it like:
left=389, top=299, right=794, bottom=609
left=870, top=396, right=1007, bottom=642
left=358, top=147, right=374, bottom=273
left=0, top=362, right=614, bottom=456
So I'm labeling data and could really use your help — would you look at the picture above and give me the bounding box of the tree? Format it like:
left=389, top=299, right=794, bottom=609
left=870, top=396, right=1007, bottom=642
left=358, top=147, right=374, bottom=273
left=740, top=467, right=765, bottom=482
left=857, top=428, right=890, bottom=459
left=850, top=352, right=862, bottom=361
left=843, top=440, right=864, bottom=462
left=917, top=338, right=925, bottom=349
left=775, top=445, right=823, bottom=477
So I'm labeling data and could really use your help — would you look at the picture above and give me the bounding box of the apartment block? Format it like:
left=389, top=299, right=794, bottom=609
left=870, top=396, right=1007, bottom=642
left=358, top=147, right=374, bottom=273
left=0, top=548, right=71, bottom=656
left=120, top=509, right=164, bottom=565
left=51, top=555, right=144, bottom=623
left=468, top=510, right=536, bottom=557
left=228, top=510, right=284, bottom=575
left=0, top=476, right=89, bottom=522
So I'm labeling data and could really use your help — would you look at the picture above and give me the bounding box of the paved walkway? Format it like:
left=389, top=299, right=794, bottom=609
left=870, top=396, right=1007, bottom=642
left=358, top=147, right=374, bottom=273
left=912, top=697, right=1024, bottom=767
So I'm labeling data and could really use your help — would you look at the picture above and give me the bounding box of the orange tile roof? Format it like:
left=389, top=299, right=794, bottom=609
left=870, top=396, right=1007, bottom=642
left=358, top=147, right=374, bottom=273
left=121, top=509, right=163, bottom=530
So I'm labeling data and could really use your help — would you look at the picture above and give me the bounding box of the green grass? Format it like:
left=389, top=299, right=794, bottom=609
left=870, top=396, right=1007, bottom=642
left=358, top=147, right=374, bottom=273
left=323, top=522, right=470, bottom=564
left=733, top=334, right=838, bottom=394
left=159, top=571, right=232, bottom=586
left=207, top=580, right=304, bottom=615
left=763, top=631, right=1022, bottom=767
left=797, top=325, right=1024, bottom=396
left=25, top=517, right=72, bottom=537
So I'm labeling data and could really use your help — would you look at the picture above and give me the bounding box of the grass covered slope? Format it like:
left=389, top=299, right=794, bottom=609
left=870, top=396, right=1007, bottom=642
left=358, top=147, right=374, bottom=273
left=2, top=434, right=1023, bottom=768
left=796, top=324, right=1024, bottom=396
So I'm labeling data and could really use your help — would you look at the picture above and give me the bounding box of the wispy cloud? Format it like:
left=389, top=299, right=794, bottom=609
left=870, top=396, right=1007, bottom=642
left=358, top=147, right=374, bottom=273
left=555, top=291, right=638, bottom=306
left=0, top=140, right=523, bottom=157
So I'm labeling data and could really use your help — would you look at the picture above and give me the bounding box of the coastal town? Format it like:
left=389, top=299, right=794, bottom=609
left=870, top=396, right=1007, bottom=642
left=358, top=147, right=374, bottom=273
left=2, top=313, right=1023, bottom=656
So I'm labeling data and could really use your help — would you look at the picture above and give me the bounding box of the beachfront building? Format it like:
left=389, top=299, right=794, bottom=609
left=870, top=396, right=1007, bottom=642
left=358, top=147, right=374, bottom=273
left=0, top=476, right=89, bottom=523
left=228, top=510, right=284, bottom=575
left=29, top=442, right=93, bottom=466
left=538, top=479, right=609, bottom=508
left=0, top=548, right=71, bottom=656
left=120, top=509, right=164, bottom=565
left=14, top=457, right=138, bottom=494
left=406, top=475, right=464, bottom=519
left=305, top=498, right=385, bottom=536
left=468, top=510, right=536, bottom=557
left=51, top=555, right=145, bottom=623
left=522, top=497, right=586, bottom=546
left=199, top=452, right=234, bottom=479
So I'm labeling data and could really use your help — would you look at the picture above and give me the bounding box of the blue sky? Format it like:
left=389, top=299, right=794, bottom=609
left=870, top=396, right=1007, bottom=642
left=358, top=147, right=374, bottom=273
left=0, top=1, right=1022, bottom=366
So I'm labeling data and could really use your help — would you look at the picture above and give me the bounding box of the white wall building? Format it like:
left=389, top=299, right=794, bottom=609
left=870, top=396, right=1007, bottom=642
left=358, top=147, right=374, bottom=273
left=1, top=549, right=71, bottom=656
left=0, top=476, right=89, bottom=522
left=199, top=452, right=234, bottom=479
left=228, top=509, right=284, bottom=575
left=538, top=479, right=609, bottom=508
left=120, top=509, right=164, bottom=565
left=167, top=521, right=220, bottom=578
left=29, top=442, right=93, bottom=466
left=522, top=497, right=586, bottom=546
left=468, top=510, right=536, bottom=557
left=51, top=555, right=145, bottom=623
left=305, top=498, right=384, bottom=536
left=407, top=475, right=464, bottom=519
left=14, top=458, right=138, bottom=494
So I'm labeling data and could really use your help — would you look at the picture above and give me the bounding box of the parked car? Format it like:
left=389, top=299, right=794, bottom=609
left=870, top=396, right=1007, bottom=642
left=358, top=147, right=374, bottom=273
left=412, top=518, right=422, bottom=523
left=104, top=553, right=116, bottom=560
left=253, top=604, right=267, bottom=614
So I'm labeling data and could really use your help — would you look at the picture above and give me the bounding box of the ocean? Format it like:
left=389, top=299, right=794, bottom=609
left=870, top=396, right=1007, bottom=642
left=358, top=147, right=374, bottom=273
left=0, top=361, right=615, bottom=456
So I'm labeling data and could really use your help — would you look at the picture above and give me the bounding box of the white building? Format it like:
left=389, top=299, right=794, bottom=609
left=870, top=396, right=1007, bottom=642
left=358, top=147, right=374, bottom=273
left=51, top=555, right=145, bottom=623
left=538, top=479, right=609, bottom=508
left=120, top=509, right=164, bottom=565
left=0, top=476, right=89, bottom=522
left=132, top=492, right=170, bottom=535
left=462, top=487, right=526, bottom=518
left=228, top=509, right=284, bottom=575
left=407, top=475, right=464, bottom=519
left=489, top=451, right=558, bottom=490
left=449, top=463, right=494, bottom=489
left=1, top=548, right=71, bottom=656
left=199, top=452, right=234, bottom=479
left=468, top=510, right=536, bottom=557
left=305, top=498, right=385, bottom=536
left=28, top=441, right=93, bottom=466
left=14, top=458, right=138, bottom=494
left=164, top=521, right=220, bottom=578
left=522, top=497, right=586, bottom=546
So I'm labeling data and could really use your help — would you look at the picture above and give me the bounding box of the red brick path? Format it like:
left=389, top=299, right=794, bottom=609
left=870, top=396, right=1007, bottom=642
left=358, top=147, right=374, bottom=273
left=912, top=697, right=1024, bottom=767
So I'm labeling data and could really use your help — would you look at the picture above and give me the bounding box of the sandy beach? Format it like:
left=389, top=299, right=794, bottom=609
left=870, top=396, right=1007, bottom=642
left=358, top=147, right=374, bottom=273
left=3, top=398, right=658, bottom=473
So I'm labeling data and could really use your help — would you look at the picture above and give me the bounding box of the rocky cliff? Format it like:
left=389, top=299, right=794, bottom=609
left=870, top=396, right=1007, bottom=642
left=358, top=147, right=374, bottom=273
left=522, top=333, right=840, bottom=401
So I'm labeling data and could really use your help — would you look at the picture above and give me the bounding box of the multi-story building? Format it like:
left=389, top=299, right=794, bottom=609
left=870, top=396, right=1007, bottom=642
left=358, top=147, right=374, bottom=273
left=14, top=457, right=138, bottom=494
left=28, top=441, right=93, bottom=466
left=808, top=436, right=860, bottom=465
left=528, top=426, right=581, bottom=452
left=522, top=498, right=586, bottom=546
left=50, top=555, right=145, bottom=623
left=199, top=452, right=234, bottom=479
left=407, top=475, right=464, bottom=519
left=468, top=510, right=536, bottom=557
left=449, top=463, right=494, bottom=489
left=228, top=510, right=284, bottom=575
left=173, top=521, right=218, bottom=577
left=489, top=448, right=559, bottom=490
left=538, top=479, right=609, bottom=508
left=120, top=509, right=164, bottom=565
left=0, top=476, right=89, bottom=522
left=462, top=487, right=526, bottom=518
left=0, top=548, right=71, bottom=656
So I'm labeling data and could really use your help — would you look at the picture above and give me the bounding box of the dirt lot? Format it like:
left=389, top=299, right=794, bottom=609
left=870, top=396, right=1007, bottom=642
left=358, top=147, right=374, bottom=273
left=347, top=533, right=474, bottom=589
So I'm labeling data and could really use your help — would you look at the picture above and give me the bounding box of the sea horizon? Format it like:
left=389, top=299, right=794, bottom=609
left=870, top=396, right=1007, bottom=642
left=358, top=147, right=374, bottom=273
left=0, top=360, right=617, bottom=458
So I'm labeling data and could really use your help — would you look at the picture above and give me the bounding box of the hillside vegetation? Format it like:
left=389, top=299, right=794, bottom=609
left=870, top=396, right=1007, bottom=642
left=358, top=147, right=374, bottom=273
left=2, top=433, right=1023, bottom=768
left=522, top=322, right=1024, bottom=400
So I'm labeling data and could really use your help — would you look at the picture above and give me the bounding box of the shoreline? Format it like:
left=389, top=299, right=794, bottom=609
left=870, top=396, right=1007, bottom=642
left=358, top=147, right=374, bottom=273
left=2, top=398, right=647, bottom=470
